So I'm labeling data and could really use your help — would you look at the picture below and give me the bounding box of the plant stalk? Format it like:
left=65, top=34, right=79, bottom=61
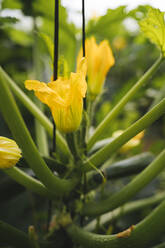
left=67, top=197, right=165, bottom=248
left=86, top=152, right=154, bottom=191
left=3, top=167, right=53, bottom=198
left=33, top=19, right=49, bottom=157
left=0, top=220, right=32, bottom=248
left=0, top=73, right=77, bottom=195
left=82, top=148, right=165, bottom=216
left=87, top=54, right=163, bottom=151
left=0, top=66, right=70, bottom=158
left=83, top=97, right=165, bottom=171
left=85, top=191, right=165, bottom=231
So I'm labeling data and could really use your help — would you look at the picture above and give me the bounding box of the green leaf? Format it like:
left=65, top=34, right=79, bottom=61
left=8, top=29, right=33, bottom=46
left=86, top=6, right=127, bottom=39
left=128, top=5, right=150, bottom=21
left=39, top=32, right=54, bottom=60
left=140, top=7, right=165, bottom=56
left=0, top=17, right=19, bottom=28
left=1, top=0, right=22, bottom=9
left=39, top=32, right=70, bottom=77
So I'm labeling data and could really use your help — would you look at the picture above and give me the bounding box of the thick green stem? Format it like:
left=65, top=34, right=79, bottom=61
left=66, top=133, right=80, bottom=161
left=0, top=66, right=70, bottom=158
left=0, top=220, right=32, bottom=248
left=34, top=102, right=49, bottom=156
left=153, top=242, right=165, bottom=248
left=82, top=148, right=165, bottom=216
left=67, top=198, right=165, bottom=248
left=85, top=191, right=165, bottom=231
left=87, top=54, right=163, bottom=151
left=33, top=19, right=49, bottom=156
left=83, top=98, right=165, bottom=172
left=87, top=152, right=154, bottom=191
left=3, top=167, right=52, bottom=197
left=80, top=110, right=88, bottom=154
left=0, top=73, right=76, bottom=195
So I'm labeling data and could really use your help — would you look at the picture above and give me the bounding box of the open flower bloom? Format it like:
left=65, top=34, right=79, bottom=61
left=25, top=58, right=87, bottom=133
left=77, top=36, right=115, bottom=98
left=0, top=137, right=22, bottom=169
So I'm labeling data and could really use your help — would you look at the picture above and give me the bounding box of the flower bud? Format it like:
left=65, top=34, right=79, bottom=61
left=112, top=130, right=144, bottom=153
left=0, top=137, right=22, bottom=169
left=77, top=36, right=115, bottom=98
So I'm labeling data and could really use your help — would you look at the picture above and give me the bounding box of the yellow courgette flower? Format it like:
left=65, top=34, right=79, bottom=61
left=0, top=136, right=22, bottom=169
left=77, top=37, right=115, bottom=98
left=113, top=37, right=127, bottom=51
left=112, top=130, right=144, bottom=153
left=25, top=58, right=87, bottom=133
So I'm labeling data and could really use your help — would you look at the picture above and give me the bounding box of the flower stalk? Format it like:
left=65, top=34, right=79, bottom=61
left=66, top=133, right=81, bottom=161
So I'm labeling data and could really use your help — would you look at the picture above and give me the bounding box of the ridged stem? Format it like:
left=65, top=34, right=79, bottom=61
left=0, top=220, right=32, bottom=248
left=87, top=54, right=163, bottom=151
left=34, top=101, right=49, bottom=156
left=0, top=73, right=76, bottom=195
left=3, top=167, right=52, bottom=197
left=85, top=191, right=165, bottom=231
left=67, top=197, right=165, bottom=248
left=66, top=133, right=80, bottom=161
left=33, top=19, right=49, bottom=156
left=82, top=148, right=165, bottom=216
left=87, top=152, right=154, bottom=191
left=153, top=242, right=165, bottom=248
left=0, top=66, right=70, bottom=158
left=83, top=98, right=165, bottom=172
left=33, top=20, right=49, bottom=156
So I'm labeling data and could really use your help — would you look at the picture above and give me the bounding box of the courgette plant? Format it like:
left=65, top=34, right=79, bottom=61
left=0, top=2, right=165, bottom=248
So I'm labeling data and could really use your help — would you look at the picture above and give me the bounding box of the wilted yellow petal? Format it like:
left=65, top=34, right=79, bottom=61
left=0, top=137, right=22, bottom=169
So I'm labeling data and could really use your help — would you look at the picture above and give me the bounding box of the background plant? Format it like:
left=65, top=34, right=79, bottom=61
left=0, top=1, right=165, bottom=248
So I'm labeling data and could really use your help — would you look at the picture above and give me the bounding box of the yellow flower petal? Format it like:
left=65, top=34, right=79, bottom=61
left=77, top=36, right=115, bottom=98
left=0, top=137, right=22, bottom=169
left=25, top=66, right=87, bottom=133
left=25, top=80, right=67, bottom=107
left=77, top=57, right=87, bottom=77
left=112, top=130, right=144, bottom=153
